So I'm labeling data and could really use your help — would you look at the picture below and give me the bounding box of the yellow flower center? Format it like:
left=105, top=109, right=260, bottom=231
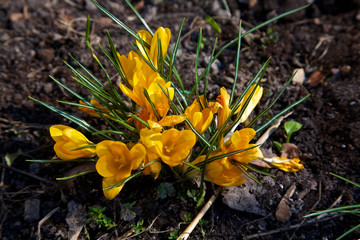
left=164, top=142, right=176, bottom=155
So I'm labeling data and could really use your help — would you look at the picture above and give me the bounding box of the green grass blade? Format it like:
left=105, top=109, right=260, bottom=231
left=167, top=18, right=185, bottom=86
left=224, top=60, right=269, bottom=136
left=49, top=76, right=89, bottom=104
left=330, top=172, right=360, bottom=188
left=56, top=170, right=97, bottom=180
left=196, top=4, right=309, bottom=84
left=194, top=28, right=203, bottom=101
left=205, top=16, right=221, bottom=34
left=230, top=58, right=269, bottom=110
left=237, top=164, right=261, bottom=185
left=128, top=112, right=150, bottom=129
left=246, top=71, right=296, bottom=128
left=29, top=96, right=112, bottom=140
left=305, top=204, right=360, bottom=218
left=172, top=82, right=188, bottom=108
left=336, top=223, right=360, bottom=240
left=85, top=15, right=90, bottom=43
left=187, top=37, right=218, bottom=102
left=230, top=21, right=242, bottom=104
left=103, top=171, right=143, bottom=190
left=26, top=159, right=97, bottom=163
left=255, top=94, right=310, bottom=133
left=203, top=37, right=218, bottom=104
left=244, top=163, right=276, bottom=177
left=124, top=0, right=153, bottom=35
left=90, top=0, right=139, bottom=40
left=92, top=130, right=126, bottom=136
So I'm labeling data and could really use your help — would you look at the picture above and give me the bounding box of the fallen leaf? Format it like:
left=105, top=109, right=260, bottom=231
left=280, top=143, right=302, bottom=159
left=250, top=158, right=272, bottom=168
left=275, top=183, right=296, bottom=222
left=307, top=71, right=326, bottom=87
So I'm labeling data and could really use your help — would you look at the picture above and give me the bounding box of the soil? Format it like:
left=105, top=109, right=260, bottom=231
left=1, top=0, right=360, bottom=239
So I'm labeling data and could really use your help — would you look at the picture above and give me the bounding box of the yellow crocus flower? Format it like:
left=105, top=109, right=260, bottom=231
left=95, top=140, right=146, bottom=200
left=185, top=99, right=213, bottom=134
left=117, top=51, right=144, bottom=87
left=140, top=128, right=196, bottom=167
left=143, top=148, right=162, bottom=179
left=189, top=128, right=262, bottom=187
left=213, top=85, right=263, bottom=130
left=222, top=128, right=263, bottom=164
left=215, top=87, right=232, bottom=130
left=120, top=71, right=174, bottom=119
left=262, top=156, right=304, bottom=172
left=203, top=156, right=247, bottom=187
left=50, top=125, right=96, bottom=160
left=136, top=27, right=171, bottom=70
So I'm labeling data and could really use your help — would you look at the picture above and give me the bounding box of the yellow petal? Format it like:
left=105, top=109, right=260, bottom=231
left=96, top=154, right=118, bottom=177
left=136, top=30, right=153, bottom=61
left=264, top=156, right=304, bottom=172
left=129, top=143, right=147, bottom=170
left=150, top=27, right=171, bottom=69
left=158, top=114, right=187, bottom=127
left=96, top=140, right=113, bottom=158
left=205, top=159, right=246, bottom=187
left=102, top=176, right=124, bottom=200
left=235, top=84, right=263, bottom=122
left=50, top=125, right=68, bottom=142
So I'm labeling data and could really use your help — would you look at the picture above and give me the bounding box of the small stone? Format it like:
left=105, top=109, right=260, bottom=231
left=24, top=199, right=40, bottom=222
left=120, top=206, right=136, bottom=221
left=292, top=68, right=305, bottom=85
left=222, top=180, right=267, bottom=216
left=37, top=48, right=55, bottom=64
left=66, top=201, right=86, bottom=240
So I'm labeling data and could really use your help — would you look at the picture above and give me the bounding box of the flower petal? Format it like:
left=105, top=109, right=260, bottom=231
left=102, top=176, right=124, bottom=200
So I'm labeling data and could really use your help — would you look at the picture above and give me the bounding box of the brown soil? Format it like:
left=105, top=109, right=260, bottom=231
left=1, top=0, right=359, bottom=239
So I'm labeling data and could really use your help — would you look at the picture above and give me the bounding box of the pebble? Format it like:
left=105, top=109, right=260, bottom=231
left=24, top=199, right=40, bottom=222
left=66, top=201, right=86, bottom=240
left=37, top=48, right=55, bottom=64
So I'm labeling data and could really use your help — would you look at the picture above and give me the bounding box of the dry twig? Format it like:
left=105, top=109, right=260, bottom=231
left=177, top=187, right=223, bottom=240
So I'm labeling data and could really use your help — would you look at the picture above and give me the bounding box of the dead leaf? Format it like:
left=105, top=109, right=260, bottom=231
left=275, top=183, right=296, bottom=222
left=307, top=71, right=326, bottom=87
left=250, top=159, right=272, bottom=168
left=134, top=0, right=144, bottom=11
left=280, top=143, right=302, bottom=159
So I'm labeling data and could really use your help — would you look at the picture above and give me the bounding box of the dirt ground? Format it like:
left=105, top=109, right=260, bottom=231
left=1, top=0, right=360, bottom=239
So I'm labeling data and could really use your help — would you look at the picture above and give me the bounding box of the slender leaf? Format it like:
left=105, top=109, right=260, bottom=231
left=255, top=94, right=310, bottom=133
left=230, top=21, right=242, bottom=103
left=56, top=170, right=97, bottom=180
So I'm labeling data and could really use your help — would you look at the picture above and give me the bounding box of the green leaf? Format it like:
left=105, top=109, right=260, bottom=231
left=284, top=120, right=302, bottom=143
left=284, top=121, right=302, bottom=136
left=205, top=16, right=221, bottom=34
left=273, top=141, right=283, bottom=151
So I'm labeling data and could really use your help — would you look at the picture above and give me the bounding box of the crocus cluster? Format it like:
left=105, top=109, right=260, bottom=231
left=50, top=27, right=304, bottom=200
